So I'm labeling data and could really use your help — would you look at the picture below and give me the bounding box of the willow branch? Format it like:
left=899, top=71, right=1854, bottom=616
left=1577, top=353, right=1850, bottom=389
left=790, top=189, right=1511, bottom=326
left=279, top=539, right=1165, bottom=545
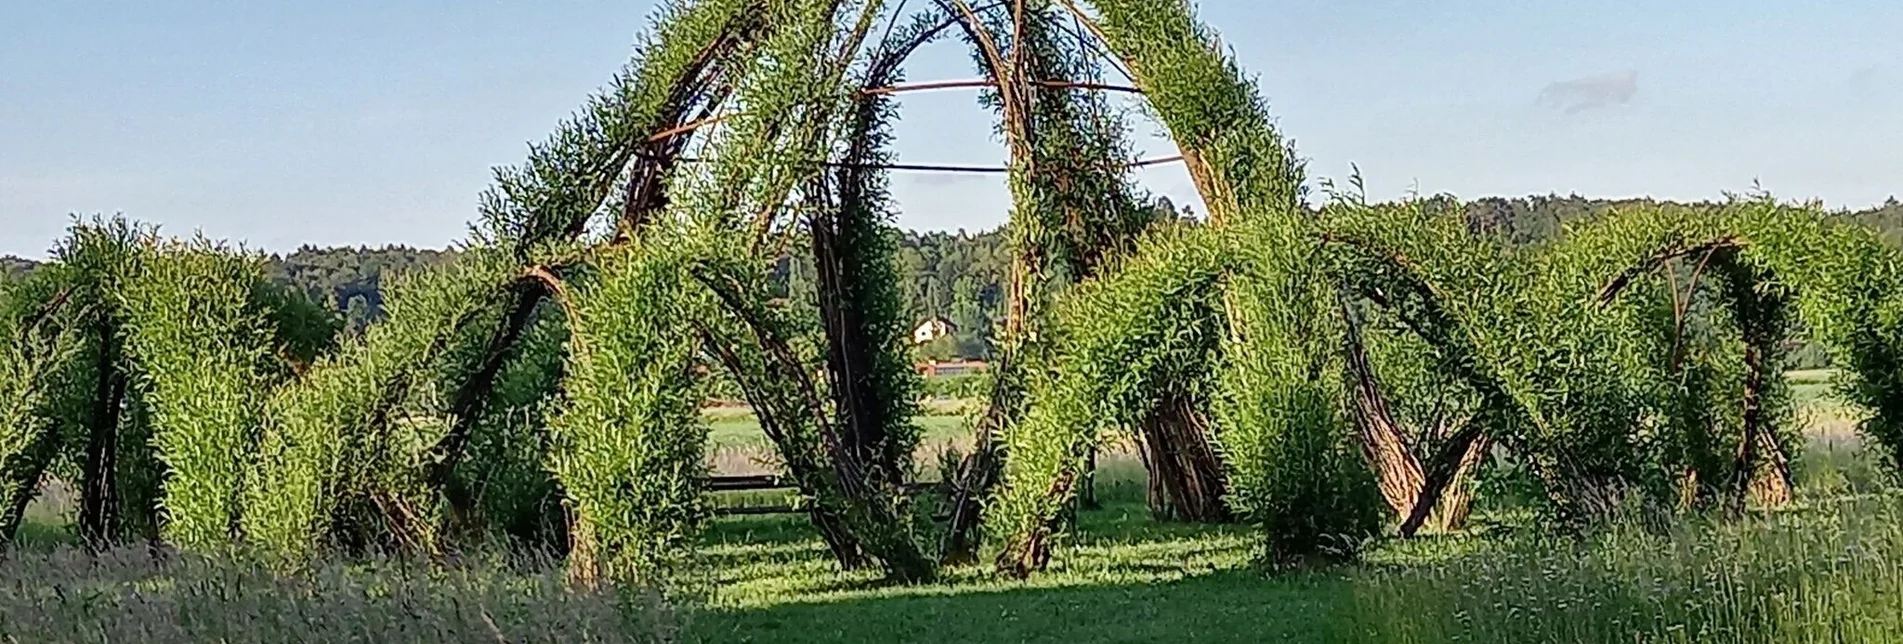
left=1595, top=237, right=1744, bottom=306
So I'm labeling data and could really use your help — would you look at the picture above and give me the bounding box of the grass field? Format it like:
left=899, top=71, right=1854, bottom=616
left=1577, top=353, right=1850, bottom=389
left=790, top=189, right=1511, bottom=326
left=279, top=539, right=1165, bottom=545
left=5, top=374, right=1899, bottom=643
left=686, top=495, right=1903, bottom=643
left=703, top=399, right=979, bottom=476
left=9, top=461, right=1897, bottom=643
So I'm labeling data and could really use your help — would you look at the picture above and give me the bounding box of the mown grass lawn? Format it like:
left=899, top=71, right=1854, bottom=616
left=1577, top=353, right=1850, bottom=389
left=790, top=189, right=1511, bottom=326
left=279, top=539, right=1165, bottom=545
left=704, top=403, right=975, bottom=453
left=686, top=494, right=1351, bottom=643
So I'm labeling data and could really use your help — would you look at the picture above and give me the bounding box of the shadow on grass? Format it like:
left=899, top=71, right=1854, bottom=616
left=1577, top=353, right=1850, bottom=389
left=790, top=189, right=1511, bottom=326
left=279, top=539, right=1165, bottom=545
left=685, top=498, right=1357, bottom=644
left=12, top=518, right=76, bottom=553
left=684, top=568, right=1353, bottom=644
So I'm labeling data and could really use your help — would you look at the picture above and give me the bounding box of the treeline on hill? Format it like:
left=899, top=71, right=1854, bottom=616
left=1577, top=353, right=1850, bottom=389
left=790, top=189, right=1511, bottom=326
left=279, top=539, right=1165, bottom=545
left=10, top=194, right=1896, bottom=365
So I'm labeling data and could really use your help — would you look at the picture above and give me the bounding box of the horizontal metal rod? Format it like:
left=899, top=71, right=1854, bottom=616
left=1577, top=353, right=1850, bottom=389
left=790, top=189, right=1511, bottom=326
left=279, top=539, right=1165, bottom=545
left=643, top=153, right=1186, bottom=174
left=641, top=79, right=1144, bottom=143
left=862, top=78, right=1142, bottom=96
left=644, top=112, right=738, bottom=143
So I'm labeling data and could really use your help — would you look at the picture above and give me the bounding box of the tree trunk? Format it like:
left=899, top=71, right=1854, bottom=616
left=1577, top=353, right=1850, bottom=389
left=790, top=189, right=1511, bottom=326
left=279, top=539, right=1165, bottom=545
left=808, top=506, right=870, bottom=571
left=1079, top=445, right=1100, bottom=511
left=428, top=288, right=545, bottom=525
left=0, top=430, right=61, bottom=547
left=1398, top=428, right=1489, bottom=537
left=1727, top=340, right=1768, bottom=517
left=996, top=470, right=1072, bottom=580
left=939, top=425, right=1001, bottom=566
left=940, top=350, right=1020, bottom=565
left=1710, top=252, right=1795, bottom=514
left=565, top=508, right=601, bottom=590
left=1139, top=436, right=1167, bottom=517
left=1136, top=392, right=1231, bottom=522
left=1347, top=364, right=1427, bottom=518
left=1425, top=433, right=1491, bottom=531
left=810, top=203, right=905, bottom=488
left=79, top=322, right=125, bottom=550
left=1748, top=429, right=1794, bottom=507
left=1343, top=305, right=1490, bottom=536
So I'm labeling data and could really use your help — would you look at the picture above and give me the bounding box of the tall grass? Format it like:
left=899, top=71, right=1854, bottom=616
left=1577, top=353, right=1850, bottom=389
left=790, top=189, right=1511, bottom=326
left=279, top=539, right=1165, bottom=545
left=0, top=548, right=676, bottom=643
left=1343, top=496, right=1903, bottom=643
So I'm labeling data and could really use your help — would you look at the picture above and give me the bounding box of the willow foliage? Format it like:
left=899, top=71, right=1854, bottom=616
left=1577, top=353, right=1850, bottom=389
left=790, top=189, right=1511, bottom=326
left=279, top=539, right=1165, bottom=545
left=474, top=0, right=769, bottom=250
left=1216, top=218, right=1385, bottom=563
left=0, top=270, right=81, bottom=542
left=546, top=243, right=707, bottom=587
left=243, top=251, right=514, bottom=564
left=117, top=240, right=280, bottom=549
left=0, top=219, right=340, bottom=550
left=987, top=226, right=1230, bottom=573
left=1083, top=0, right=1304, bottom=222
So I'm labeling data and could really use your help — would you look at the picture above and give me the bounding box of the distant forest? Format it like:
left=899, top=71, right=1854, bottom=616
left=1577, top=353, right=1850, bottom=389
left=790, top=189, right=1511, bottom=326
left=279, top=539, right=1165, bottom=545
left=7, top=194, right=1900, bottom=365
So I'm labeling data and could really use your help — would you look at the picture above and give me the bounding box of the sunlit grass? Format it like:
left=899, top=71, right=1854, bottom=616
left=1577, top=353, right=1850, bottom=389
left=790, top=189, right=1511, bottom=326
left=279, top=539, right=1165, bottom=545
left=1342, top=496, right=1903, bottom=643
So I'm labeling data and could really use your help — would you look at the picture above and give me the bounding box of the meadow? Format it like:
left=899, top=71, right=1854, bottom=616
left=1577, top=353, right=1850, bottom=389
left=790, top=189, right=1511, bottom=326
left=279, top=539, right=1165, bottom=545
left=5, top=372, right=1898, bottom=643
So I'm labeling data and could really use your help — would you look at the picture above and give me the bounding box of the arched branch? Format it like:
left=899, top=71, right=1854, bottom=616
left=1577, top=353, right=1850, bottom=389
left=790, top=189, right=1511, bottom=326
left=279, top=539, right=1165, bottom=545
left=1594, top=236, right=1743, bottom=307
left=425, top=2, right=775, bottom=519
left=1590, top=235, right=1796, bottom=513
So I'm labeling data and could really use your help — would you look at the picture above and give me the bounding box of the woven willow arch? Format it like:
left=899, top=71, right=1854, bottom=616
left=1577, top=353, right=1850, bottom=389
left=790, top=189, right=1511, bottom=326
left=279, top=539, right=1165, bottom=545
left=990, top=188, right=1903, bottom=576
left=0, top=0, right=1264, bottom=586
left=145, top=0, right=1250, bottom=584
left=1319, top=229, right=1526, bottom=535
left=1568, top=201, right=1903, bottom=507
left=424, top=0, right=1300, bottom=582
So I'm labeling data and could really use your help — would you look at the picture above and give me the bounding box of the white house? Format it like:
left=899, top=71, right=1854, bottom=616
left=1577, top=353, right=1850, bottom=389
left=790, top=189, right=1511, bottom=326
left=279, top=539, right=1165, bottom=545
left=911, top=317, right=956, bottom=345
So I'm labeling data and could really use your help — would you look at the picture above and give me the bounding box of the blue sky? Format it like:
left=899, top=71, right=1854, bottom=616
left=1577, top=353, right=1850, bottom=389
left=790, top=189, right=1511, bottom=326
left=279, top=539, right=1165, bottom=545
left=3, top=1, right=1898, bottom=258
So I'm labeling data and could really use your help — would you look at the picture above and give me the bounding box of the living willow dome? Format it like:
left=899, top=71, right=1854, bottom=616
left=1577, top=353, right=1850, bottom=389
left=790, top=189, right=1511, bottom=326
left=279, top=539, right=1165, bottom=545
left=4, top=0, right=1903, bottom=593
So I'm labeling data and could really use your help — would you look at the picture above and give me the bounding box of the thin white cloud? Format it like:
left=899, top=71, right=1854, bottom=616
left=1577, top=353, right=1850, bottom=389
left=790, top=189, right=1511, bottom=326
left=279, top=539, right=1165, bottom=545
left=1848, top=65, right=1890, bottom=101
left=1537, top=70, right=1639, bottom=114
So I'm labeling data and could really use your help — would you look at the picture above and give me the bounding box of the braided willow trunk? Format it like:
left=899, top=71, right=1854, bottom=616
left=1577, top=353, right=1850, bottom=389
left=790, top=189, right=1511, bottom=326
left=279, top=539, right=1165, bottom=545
left=0, top=285, right=74, bottom=547
left=421, top=2, right=769, bottom=531
left=940, top=0, right=1153, bottom=565
left=1731, top=331, right=1795, bottom=511
left=1747, top=430, right=1795, bottom=507
left=1135, top=392, right=1230, bottom=522
left=77, top=320, right=126, bottom=550
left=1343, top=300, right=1489, bottom=536
left=1712, top=250, right=1796, bottom=515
